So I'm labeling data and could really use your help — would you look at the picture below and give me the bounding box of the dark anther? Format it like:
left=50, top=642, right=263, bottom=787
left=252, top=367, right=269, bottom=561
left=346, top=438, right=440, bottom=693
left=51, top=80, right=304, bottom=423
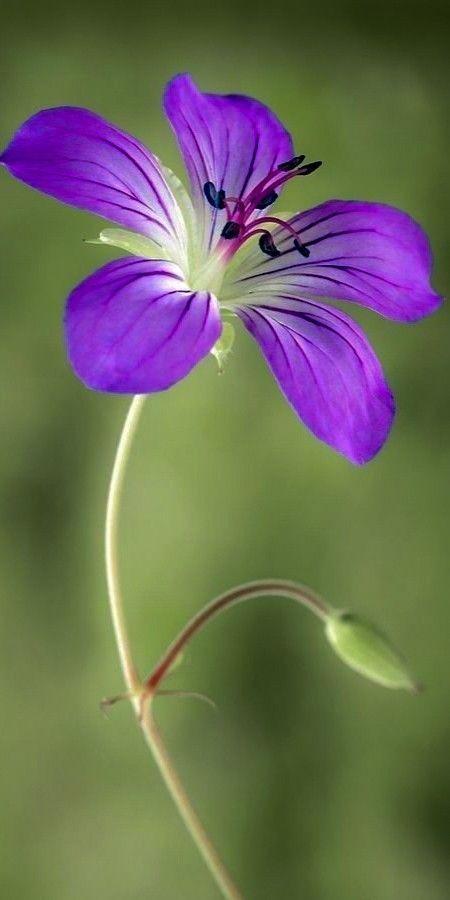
left=297, top=160, right=322, bottom=176
left=259, top=232, right=281, bottom=258
left=255, top=190, right=279, bottom=210
left=293, top=238, right=310, bottom=258
left=221, top=221, right=242, bottom=239
left=203, top=181, right=226, bottom=209
left=277, top=154, right=306, bottom=172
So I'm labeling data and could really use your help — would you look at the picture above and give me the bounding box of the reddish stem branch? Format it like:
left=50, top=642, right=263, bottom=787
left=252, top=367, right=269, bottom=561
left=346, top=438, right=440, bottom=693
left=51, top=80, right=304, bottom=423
left=145, top=579, right=330, bottom=693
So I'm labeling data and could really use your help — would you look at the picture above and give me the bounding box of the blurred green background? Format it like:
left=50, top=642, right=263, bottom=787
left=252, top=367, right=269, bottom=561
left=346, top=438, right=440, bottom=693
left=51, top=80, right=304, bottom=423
left=1, top=1, right=449, bottom=897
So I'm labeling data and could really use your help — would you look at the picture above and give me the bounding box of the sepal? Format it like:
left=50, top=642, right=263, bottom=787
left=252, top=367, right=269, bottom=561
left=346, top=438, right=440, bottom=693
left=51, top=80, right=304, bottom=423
left=86, top=228, right=167, bottom=259
left=211, top=321, right=235, bottom=373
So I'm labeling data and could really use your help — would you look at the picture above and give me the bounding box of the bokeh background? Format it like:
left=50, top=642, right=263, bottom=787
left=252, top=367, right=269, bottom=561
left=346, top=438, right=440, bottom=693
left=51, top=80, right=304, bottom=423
left=0, top=1, right=449, bottom=897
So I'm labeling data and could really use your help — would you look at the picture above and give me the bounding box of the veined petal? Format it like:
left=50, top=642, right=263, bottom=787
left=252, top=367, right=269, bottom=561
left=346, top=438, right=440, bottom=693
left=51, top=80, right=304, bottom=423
left=228, top=200, right=442, bottom=321
left=163, top=73, right=294, bottom=254
left=1, top=107, right=187, bottom=261
left=237, top=297, right=395, bottom=464
left=65, top=258, right=221, bottom=393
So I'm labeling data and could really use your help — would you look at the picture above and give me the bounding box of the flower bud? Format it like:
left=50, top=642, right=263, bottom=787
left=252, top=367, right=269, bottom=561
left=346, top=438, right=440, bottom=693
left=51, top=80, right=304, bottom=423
left=325, top=610, right=420, bottom=693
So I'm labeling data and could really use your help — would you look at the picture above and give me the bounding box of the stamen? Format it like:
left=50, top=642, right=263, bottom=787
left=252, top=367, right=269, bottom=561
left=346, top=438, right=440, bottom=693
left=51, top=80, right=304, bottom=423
left=293, top=238, right=310, bottom=258
left=259, top=232, right=281, bottom=258
left=221, top=221, right=242, bottom=239
left=240, top=216, right=311, bottom=259
left=250, top=215, right=299, bottom=241
left=224, top=196, right=246, bottom=216
left=203, top=181, right=226, bottom=210
left=256, top=159, right=323, bottom=202
left=244, top=155, right=322, bottom=212
left=277, top=154, right=306, bottom=172
left=237, top=227, right=281, bottom=254
left=255, top=190, right=279, bottom=210
left=297, top=160, right=322, bottom=176
left=207, top=149, right=322, bottom=260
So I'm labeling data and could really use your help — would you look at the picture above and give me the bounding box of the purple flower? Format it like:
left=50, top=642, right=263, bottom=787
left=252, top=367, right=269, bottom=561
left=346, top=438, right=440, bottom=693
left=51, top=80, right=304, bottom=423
left=1, top=74, right=442, bottom=463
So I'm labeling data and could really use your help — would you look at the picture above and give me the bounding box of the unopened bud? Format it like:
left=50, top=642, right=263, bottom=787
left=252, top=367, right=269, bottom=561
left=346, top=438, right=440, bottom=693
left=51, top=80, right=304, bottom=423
left=325, top=610, right=420, bottom=693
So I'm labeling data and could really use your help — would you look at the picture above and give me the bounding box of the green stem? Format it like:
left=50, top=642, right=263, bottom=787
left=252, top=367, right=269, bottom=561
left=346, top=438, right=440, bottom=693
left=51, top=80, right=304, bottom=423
left=141, top=699, right=242, bottom=900
left=104, top=395, right=242, bottom=900
left=105, top=394, right=145, bottom=701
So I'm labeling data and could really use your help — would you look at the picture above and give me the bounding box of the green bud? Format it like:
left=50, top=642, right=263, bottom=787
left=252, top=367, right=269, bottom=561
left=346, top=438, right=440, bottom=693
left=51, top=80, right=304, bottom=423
left=86, top=228, right=166, bottom=260
left=325, top=610, right=420, bottom=693
left=211, top=321, right=235, bottom=373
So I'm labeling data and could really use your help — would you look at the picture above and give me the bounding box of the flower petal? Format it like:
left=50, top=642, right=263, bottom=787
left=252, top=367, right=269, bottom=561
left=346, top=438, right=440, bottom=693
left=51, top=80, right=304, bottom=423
left=1, top=107, right=186, bottom=257
left=163, top=73, right=294, bottom=252
left=229, top=200, right=442, bottom=321
left=65, top=257, right=221, bottom=392
left=237, top=296, right=395, bottom=464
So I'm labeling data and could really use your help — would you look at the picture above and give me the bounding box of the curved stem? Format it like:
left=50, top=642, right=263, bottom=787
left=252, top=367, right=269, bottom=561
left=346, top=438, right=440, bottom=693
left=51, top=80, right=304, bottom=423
left=105, top=394, right=146, bottom=700
left=104, top=395, right=242, bottom=900
left=145, top=580, right=330, bottom=693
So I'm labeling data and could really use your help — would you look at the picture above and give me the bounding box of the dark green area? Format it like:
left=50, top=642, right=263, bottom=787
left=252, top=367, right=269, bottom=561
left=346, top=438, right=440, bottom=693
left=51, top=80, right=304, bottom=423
left=0, top=1, right=449, bottom=897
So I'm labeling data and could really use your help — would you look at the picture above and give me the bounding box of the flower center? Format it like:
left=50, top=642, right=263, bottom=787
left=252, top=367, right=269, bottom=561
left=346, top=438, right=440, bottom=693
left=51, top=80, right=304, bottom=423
left=203, top=154, right=322, bottom=260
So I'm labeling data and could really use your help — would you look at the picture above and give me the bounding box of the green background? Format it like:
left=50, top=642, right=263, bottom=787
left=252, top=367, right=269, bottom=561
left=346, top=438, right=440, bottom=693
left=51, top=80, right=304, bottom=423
left=1, top=1, right=449, bottom=897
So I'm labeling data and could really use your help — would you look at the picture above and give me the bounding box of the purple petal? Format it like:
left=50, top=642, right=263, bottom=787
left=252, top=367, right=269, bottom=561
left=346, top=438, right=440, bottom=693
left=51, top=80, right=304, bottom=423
left=237, top=297, right=395, bottom=464
left=1, top=107, right=184, bottom=253
left=65, top=257, right=221, bottom=392
left=163, top=73, right=294, bottom=252
left=232, top=200, right=442, bottom=322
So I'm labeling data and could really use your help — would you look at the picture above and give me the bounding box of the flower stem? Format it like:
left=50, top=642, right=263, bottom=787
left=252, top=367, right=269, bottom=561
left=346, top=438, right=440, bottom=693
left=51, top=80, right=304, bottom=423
left=104, top=395, right=242, bottom=900
left=105, top=394, right=145, bottom=700
left=141, top=700, right=242, bottom=900
left=145, top=579, right=330, bottom=693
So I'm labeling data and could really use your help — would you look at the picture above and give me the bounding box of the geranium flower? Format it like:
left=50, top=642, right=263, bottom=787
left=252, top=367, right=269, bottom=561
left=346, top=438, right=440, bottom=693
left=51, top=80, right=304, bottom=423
left=1, top=74, right=441, bottom=463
